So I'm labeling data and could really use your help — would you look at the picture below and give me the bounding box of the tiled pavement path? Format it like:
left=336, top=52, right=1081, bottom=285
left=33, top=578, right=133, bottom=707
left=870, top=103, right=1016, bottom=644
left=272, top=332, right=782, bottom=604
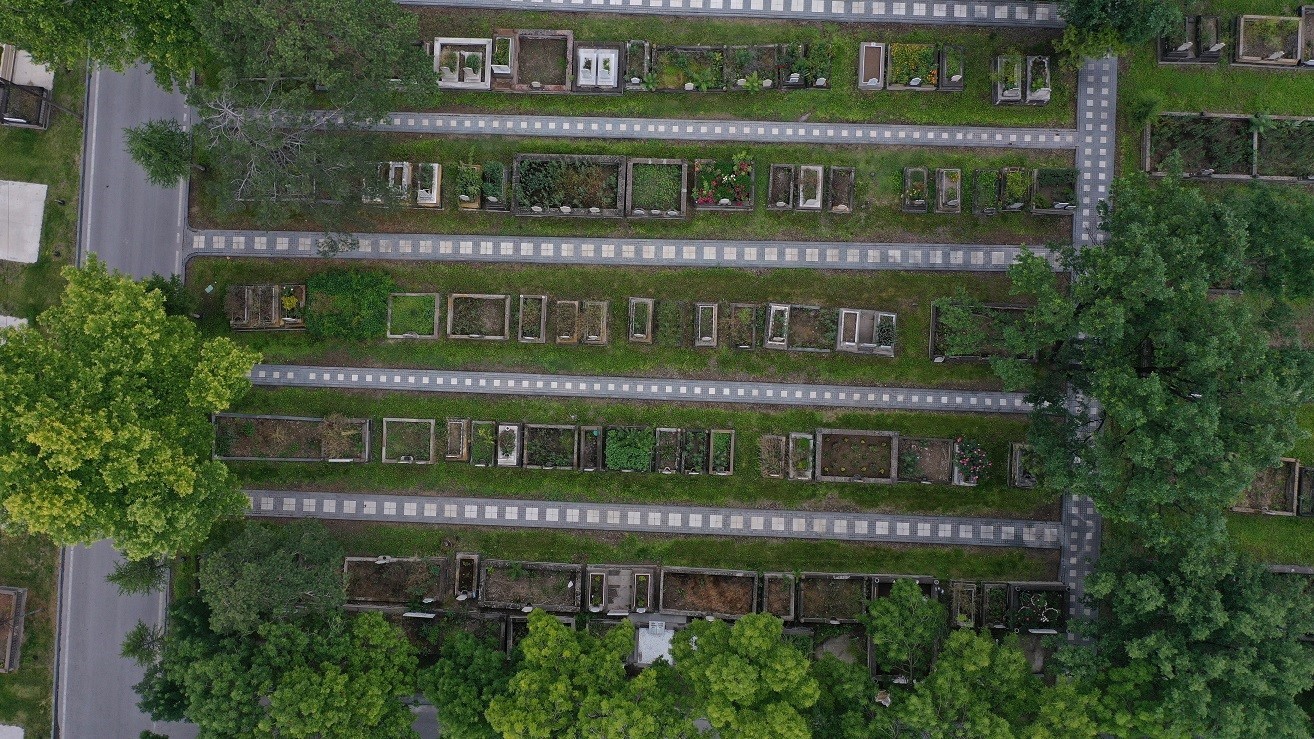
left=246, top=490, right=1063, bottom=548
left=1074, top=57, right=1117, bottom=248
left=1061, top=494, right=1100, bottom=623
left=398, top=0, right=1063, bottom=27
left=191, top=232, right=1059, bottom=272
left=250, top=364, right=1033, bottom=414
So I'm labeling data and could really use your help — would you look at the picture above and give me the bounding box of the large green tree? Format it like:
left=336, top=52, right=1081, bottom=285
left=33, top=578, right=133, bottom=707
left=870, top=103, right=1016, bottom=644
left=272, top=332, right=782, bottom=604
left=1057, top=0, right=1181, bottom=47
left=419, top=631, right=513, bottom=739
left=862, top=578, right=947, bottom=682
left=672, top=613, right=819, bottom=739
left=809, top=654, right=877, bottom=739
left=197, top=520, right=345, bottom=635
left=0, top=257, right=258, bottom=558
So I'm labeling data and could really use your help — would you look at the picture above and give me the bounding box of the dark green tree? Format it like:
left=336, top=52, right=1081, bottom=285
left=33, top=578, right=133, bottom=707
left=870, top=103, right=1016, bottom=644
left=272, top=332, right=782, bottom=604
left=862, top=578, right=947, bottom=682
left=106, top=555, right=169, bottom=595
left=121, top=620, right=166, bottom=667
left=418, top=631, right=512, bottom=739
left=124, top=120, right=192, bottom=188
left=1057, top=0, right=1181, bottom=47
left=141, top=273, right=198, bottom=317
left=809, top=654, right=877, bottom=739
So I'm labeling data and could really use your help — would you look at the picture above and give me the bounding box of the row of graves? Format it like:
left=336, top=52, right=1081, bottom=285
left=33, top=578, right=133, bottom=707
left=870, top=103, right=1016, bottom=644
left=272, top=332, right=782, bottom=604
left=1145, top=112, right=1314, bottom=182
left=902, top=166, right=1078, bottom=215
left=1161, top=9, right=1314, bottom=68
left=1233, top=457, right=1314, bottom=517
left=345, top=553, right=1069, bottom=670
left=857, top=42, right=965, bottom=92
left=432, top=32, right=834, bottom=93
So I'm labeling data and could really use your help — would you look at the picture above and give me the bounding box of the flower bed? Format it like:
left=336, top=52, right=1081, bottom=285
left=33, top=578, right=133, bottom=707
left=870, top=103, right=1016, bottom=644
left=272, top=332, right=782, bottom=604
left=344, top=557, right=444, bottom=604
left=579, top=426, right=603, bottom=471
left=1258, top=120, right=1314, bottom=178
left=447, top=294, right=511, bottom=339
left=381, top=418, right=435, bottom=464
left=935, top=168, right=962, bottom=214
left=659, top=568, right=757, bottom=618
left=887, top=43, right=938, bottom=90
left=455, top=163, right=482, bottom=209
left=226, top=284, right=305, bottom=330
left=760, top=434, right=787, bottom=478
left=828, top=167, right=855, bottom=214
left=518, top=294, right=547, bottom=343
left=728, top=303, right=758, bottom=349
left=902, top=167, right=928, bottom=213
left=512, top=154, right=623, bottom=216
left=952, top=437, right=989, bottom=486
left=788, top=432, right=814, bottom=481
left=725, top=44, right=779, bottom=90
left=817, top=429, right=897, bottom=483
left=523, top=424, right=578, bottom=469
left=1000, top=167, right=1030, bottom=211
left=554, top=300, right=580, bottom=344
left=653, top=46, right=726, bottom=91
left=982, top=582, right=1009, bottom=628
left=972, top=169, right=1001, bottom=215
left=480, top=560, right=582, bottom=612
left=656, top=428, right=681, bottom=473
left=767, top=164, right=795, bottom=210
left=695, top=303, right=718, bottom=348
left=482, top=161, right=507, bottom=210
left=213, top=413, right=369, bottom=462
left=627, top=159, right=687, bottom=217
left=1149, top=115, right=1253, bottom=176
left=693, top=154, right=754, bottom=210
left=1031, top=168, right=1078, bottom=213
left=605, top=426, right=655, bottom=472
left=681, top=429, right=710, bottom=474
left=386, top=293, right=438, bottom=338
left=896, top=437, right=954, bottom=484
left=711, top=430, right=734, bottom=475
left=798, top=575, right=868, bottom=623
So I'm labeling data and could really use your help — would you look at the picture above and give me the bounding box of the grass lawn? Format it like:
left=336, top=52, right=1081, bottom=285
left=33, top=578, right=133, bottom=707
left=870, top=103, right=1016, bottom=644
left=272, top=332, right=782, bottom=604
left=1227, top=513, right=1314, bottom=567
left=227, top=387, right=1055, bottom=518
left=191, top=136, right=1074, bottom=246
left=387, top=293, right=438, bottom=336
left=323, top=520, right=1059, bottom=581
left=0, top=61, right=85, bottom=320
left=0, top=532, right=57, bottom=738
left=189, top=259, right=1026, bottom=389
left=411, top=10, right=1074, bottom=127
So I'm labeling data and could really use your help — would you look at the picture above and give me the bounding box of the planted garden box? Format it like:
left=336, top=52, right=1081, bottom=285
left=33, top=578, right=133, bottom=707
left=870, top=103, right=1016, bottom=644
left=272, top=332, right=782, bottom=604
left=518, top=294, right=548, bottom=343
left=767, top=164, right=796, bottom=210
left=760, top=434, right=787, bottom=478
left=788, top=432, right=814, bottom=481
left=415, top=163, right=442, bottom=208
left=695, top=303, right=719, bottom=348
left=1000, top=167, right=1030, bottom=211
left=1258, top=119, right=1314, bottom=179
left=482, top=161, right=508, bottom=210
left=523, top=424, right=578, bottom=470
left=982, top=582, right=1009, bottom=629
left=386, top=292, right=439, bottom=338
left=930, top=299, right=1029, bottom=361
left=726, top=44, right=779, bottom=90
left=993, top=54, right=1023, bottom=104
left=1148, top=114, right=1254, bottom=177
left=455, top=553, right=479, bottom=599
left=1031, top=168, right=1078, bottom=213
left=798, top=574, right=869, bottom=624
left=939, top=46, right=965, bottom=91
left=554, top=300, right=580, bottom=344
left=578, top=426, right=603, bottom=471
left=1024, top=56, right=1051, bottom=105
left=652, top=45, right=727, bottom=91
left=694, top=155, right=754, bottom=211
left=627, top=158, right=688, bottom=217
left=950, top=581, right=978, bottom=628
left=496, top=423, right=522, bottom=467
left=582, top=300, right=609, bottom=345
left=896, top=437, right=954, bottom=484
left=780, top=43, right=832, bottom=88
left=381, top=418, right=436, bottom=464
left=514, top=31, right=573, bottom=92
left=632, top=572, right=652, bottom=611
left=710, top=430, right=735, bottom=476
left=681, top=429, right=710, bottom=475
left=447, top=294, right=511, bottom=340
left=656, top=428, right=681, bottom=473
left=973, top=169, right=1001, bottom=215
left=1011, top=584, right=1067, bottom=634
left=762, top=573, right=796, bottom=620
left=492, top=35, right=514, bottom=77
left=213, top=413, right=369, bottom=462
left=886, top=43, right=938, bottom=90
left=857, top=41, right=885, bottom=90
left=470, top=420, right=495, bottom=467
left=828, top=167, right=855, bottom=214
left=456, top=163, right=482, bottom=209
left=728, top=303, right=758, bottom=349
left=816, top=429, right=898, bottom=484
left=345, top=556, right=443, bottom=604
left=605, top=426, right=655, bottom=472
left=226, top=284, right=306, bottom=330
left=628, top=297, right=654, bottom=343
left=1009, top=442, right=1039, bottom=489
left=659, top=567, right=758, bottom=619
left=479, top=560, right=582, bottom=612
left=1236, top=15, right=1302, bottom=65
left=797, top=165, right=824, bottom=210
left=625, top=40, right=650, bottom=90
left=836, top=309, right=895, bottom=356
left=1236, top=458, right=1300, bottom=514
left=786, top=305, right=836, bottom=353
left=935, top=168, right=962, bottom=214
left=656, top=300, right=689, bottom=347
left=513, top=154, right=624, bottom=217
left=952, top=437, right=988, bottom=486
left=902, top=167, right=928, bottom=213
left=445, top=418, right=470, bottom=461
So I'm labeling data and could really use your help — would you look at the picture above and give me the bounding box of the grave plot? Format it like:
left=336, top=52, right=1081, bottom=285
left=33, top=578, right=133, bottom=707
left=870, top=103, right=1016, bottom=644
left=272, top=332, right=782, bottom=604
left=447, top=294, right=511, bottom=340
left=655, top=300, right=689, bottom=347
left=518, top=294, right=548, bottom=343
left=788, top=432, right=815, bottom=481
left=1236, top=15, right=1302, bottom=66
left=578, top=426, right=603, bottom=471
left=444, top=418, right=470, bottom=461
left=887, top=43, right=938, bottom=90
left=982, top=582, right=1010, bottom=629
left=513, top=154, right=624, bottom=216
left=784, top=305, right=837, bottom=353
left=779, top=43, right=833, bottom=88
left=435, top=37, right=492, bottom=90
left=728, top=303, right=759, bottom=349
left=659, top=567, right=758, bottom=618
left=857, top=42, right=886, bottom=90
left=482, top=161, right=508, bottom=210
left=1160, top=15, right=1200, bottom=63
left=382, top=419, right=436, bottom=464
left=627, top=159, right=688, bottom=217
left=939, top=46, right=966, bottom=91
left=836, top=309, right=896, bottom=356
left=386, top=293, right=439, bottom=338
left=952, top=437, right=989, bottom=486
left=725, top=44, right=779, bottom=90
left=653, top=46, right=727, bottom=91
left=871, top=576, right=939, bottom=601
left=760, top=434, right=787, bottom=479
left=491, top=34, right=513, bottom=79
left=816, top=429, right=898, bottom=483
left=1009, top=442, right=1039, bottom=488
left=655, top=428, right=681, bottom=473
left=416, top=163, right=443, bottom=208
left=762, top=573, right=796, bottom=620
left=1000, top=166, right=1031, bottom=211
left=815, top=624, right=869, bottom=668
left=515, top=31, right=573, bottom=91
left=767, top=164, right=795, bottom=210
left=479, top=560, right=583, bottom=612
left=554, top=300, right=580, bottom=344
left=470, top=420, right=496, bottom=467
left=587, top=565, right=653, bottom=614
left=362, top=161, right=411, bottom=205
left=902, top=167, right=928, bottom=213
left=0, top=586, right=23, bottom=673
left=797, top=165, right=824, bottom=210
left=213, top=413, right=369, bottom=462
left=496, top=423, right=522, bottom=467
left=935, top=168, right=962, bottom=214
left=930, top=299, right=1028, bottom=361
left=456, top=163, right=483, bottom=209
left=897, top=437, right=954, bottom=484
left=628, top=298, right=654, bottom=343
left=828, top=167, right=855, bottom=214
left=633, top=571, right=653, bottom=612
left=1024, top=56, right=1051, bottom=105
left=345, top=557, right=444, bottom=604
left=605, top=426, right=655, bottom=472
left=1235, top=458, right=1300, bottom=514
left=1148, top=114, right=1254, bottom=176
left=972, top=169, right=1001, bottom=215
left=523, top=424, right=578, bottom=470
left=625, top=40, right=650, bottom=90
left=694, top=303, right=718, bottom=348
left=681, top=429, right=710, bottom=475
left=455, top=553, right=479, bottom=599
left=693, top=155, right=754, bottom=210
left=226, top=284, right=305, bottom=330
left=798, top=574, right=869, bottom=624
left=1011, top=583, right=1067, bottom=634
left=574, top=44, right=622, bottom=93
left=993, top=53, right=1023, bottom=104
left=1030, top=168, right=1078, bottom=213
left=1257, top=119, right=1314, bottom=178
left=581, top=300, right=609, bottom=344
left=710, top=430, right=735, bottom=476
left=950, top=581, right=978, bottom=628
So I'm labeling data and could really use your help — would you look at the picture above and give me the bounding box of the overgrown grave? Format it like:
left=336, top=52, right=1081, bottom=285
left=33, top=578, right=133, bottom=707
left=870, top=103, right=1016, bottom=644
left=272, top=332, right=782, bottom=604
left=693, top=154, right=755, bottom=210
left=381, top=418, right=436, bottom=464
left=226, top=284, right=305, bottom=331
left=479, top=559, right=583, bottom=612
left=659, top=567, right=758, bottom=618
left=1010, top=582, right=1067, bottom=634
left=798, top=573, right=869, bottom=624
left=897, top=437, right=955, bottom=484
left=213, top=413, right=370, bottom=462
left=1234, top=458, right=1301, bottom=514
left=935, top=168, right=962, bottom=214
left=386, top=293, right=440, bottom=338
left=760, top=434, right=787, bottom=478
left=518, top=294, right=548, bottom=343
left=1147, top=113, right=1255, bottom=177
left=512, top=153, right=624, bottom=216
left=828, top=166, right=856, bottom=213
left=447, top=294, right=511, bottom=340
left=496, top=423, right=522, bottom=467
left=652, top=45, right=728, bottom=92
left=523, top=424, right=578, bottom=470
left=929, top=298, right=1030, bottom=362
left=604, top=426, right=655, bottom=472
left=902, top=167, right=928, bottom=213
left=762, top=573, right=797, bottom=621
left=680, top=429, right=710, bottom=475
left=344, top=556, right=444, bottom=605
left=1030, top=168, right=1078, bottom=213
left=626, top=158, right=688, bottom=217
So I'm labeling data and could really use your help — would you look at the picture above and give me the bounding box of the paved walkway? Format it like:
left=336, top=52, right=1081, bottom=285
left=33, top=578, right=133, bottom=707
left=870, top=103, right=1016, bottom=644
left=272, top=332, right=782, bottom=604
left=1074, top=57, right=1117, bottom=247
left=191, top=232, right=1059, bottom=272
left=246, top=490, right=1062, bottom=548
left=250, top=364, right=1033, bottom=413
left=376, top=112, right=1078, bottom=149
left=398, top=0, right=1063, bottom=27
left=1060, top=494, right=1099, bottom=624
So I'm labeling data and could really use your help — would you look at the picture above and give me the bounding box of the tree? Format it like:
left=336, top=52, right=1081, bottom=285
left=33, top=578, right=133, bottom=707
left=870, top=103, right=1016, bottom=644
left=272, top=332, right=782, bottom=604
left=124, top=120, right=192, bottom=188
left=0, top=257, right=259, bottom=558
left=107, top=556, right=169, bottom=595
left=809, top=654, right=877, bottom=739
left=1057, top=0, right=1181, bottom=47
left=672, top=613, right=819, bottom=739
left=197, top=520, right=345, bottom=635
left=122, top=621, right=166, bottom=667
left=419, top=631, right=512, bottom=739
left=141, top=273, right=199, bottom=317
left=862, top=578, right=947, bottom=681
left=1057, top=538, right=1314, bottom=738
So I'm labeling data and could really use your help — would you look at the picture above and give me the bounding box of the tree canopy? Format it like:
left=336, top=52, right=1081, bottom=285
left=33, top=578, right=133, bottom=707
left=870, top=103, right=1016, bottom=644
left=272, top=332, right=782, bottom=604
left=0, top=257, right=258, bottom=558
left=419, top=631, right=513, bottom=739
left=1057, top=0, right=1181, bottom=46
left=862, top=578, right=947, bottom=681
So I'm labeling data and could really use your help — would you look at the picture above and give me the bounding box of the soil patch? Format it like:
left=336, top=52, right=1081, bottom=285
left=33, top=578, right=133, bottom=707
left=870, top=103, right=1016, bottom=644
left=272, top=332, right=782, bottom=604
left=661, top=571, right=754, bottom=616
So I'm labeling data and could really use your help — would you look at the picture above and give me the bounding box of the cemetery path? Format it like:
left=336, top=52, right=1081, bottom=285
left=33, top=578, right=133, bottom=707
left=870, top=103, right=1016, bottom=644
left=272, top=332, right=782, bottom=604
left=398, top=0, right=1064, bottom=28
left=1073, top=57, right=1117, bottom=248
left=245, top=490, right=1063, bottom=548
left=249, top=363, right=1034, bottom=414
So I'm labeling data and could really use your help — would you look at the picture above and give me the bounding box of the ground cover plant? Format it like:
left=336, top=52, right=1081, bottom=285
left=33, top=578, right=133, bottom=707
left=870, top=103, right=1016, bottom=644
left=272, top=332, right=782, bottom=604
left=383, top=419, right=433, bottom=462
left=513, top=156, right=621, bottom=212
left=225, top=388, right=1050, bottom=517
left=1257, top=119, right=1314, bottom=177
left=214, top=414, right=368, bottom=461
left=818, top=431, right=894, bottom=480
left=888, top=43, right=938, bottom=87
left=653, top=46, right=725, bottom=91
left=305, top=269, right=395, bottom=341
left=693, top=154, right=753, bottom=208
left=449, top=294, right=509, bottom=338
left=629, top=161, right=684, bottom=212
left=1031, top=168, right=1078, bottom=209
left=1236, top=460, right=1297, bottom=512
left=387, top=293, right=437, bottom=336
left=1149, top=115, right=1253, bottom=174
left=524, top=424, right=576, bottom=468
left=932, top=297, right=1028, bottom=360
left=725, top=44, right=779, bottom=89
left=481, top=561, right=578, bottom=609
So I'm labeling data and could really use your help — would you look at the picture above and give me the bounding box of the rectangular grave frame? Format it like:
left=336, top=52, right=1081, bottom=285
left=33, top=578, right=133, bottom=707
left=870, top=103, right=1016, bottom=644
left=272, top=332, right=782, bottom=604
left=658, top=566, right=760, bottom=619
left=767, top=164, right=796, bottom=210
left=796, top=164, right=825, bottom=211
left=760, top=434, right=787, bottom=479
left=828, top=166, right=855, bottom=214
left=495, top=422, right=522, bottom=467
left=788, top=432, right=815, bottom=481
left=934, top=168, right=962, bottom=214
left=815, top=428, right=900, bottom=484
left=212, top=413, right=371, bottom=463
left=554, top=300, right=581, bottom=344
left=445, top=418, right=471, bottom=461
left=386, top=292, right=441, bottom=339
left=694, top=302, right=719, bottom=348
left=578, top=425, right=604, bottom=471
left=518, top=294, right=549, bottom=343
left=628, top=297, right=655, bottom=343
left=761, top=572, right=797, bottom=620
left=381, top=418, right=436, bottom=464
left=522, top=423, right=579, bottom=470
left=857, top=41, right=886, bottom=90
left=446, top=293, right=512, bottom=340
left=581, top=300, right=610, bottom=345
left=479, top=560, right=584, bottom=612
left=625, top=157, right=689, bottom=218
left=797, top=572, right=872, bottom=624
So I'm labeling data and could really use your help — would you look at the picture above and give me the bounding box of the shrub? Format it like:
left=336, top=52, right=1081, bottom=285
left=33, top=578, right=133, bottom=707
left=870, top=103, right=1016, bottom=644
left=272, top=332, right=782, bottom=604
left=305, top=269, right=395, bottom=341
left=482, top=162, right=505, bottom=200
left=605, top=427, right=655, bottom=471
